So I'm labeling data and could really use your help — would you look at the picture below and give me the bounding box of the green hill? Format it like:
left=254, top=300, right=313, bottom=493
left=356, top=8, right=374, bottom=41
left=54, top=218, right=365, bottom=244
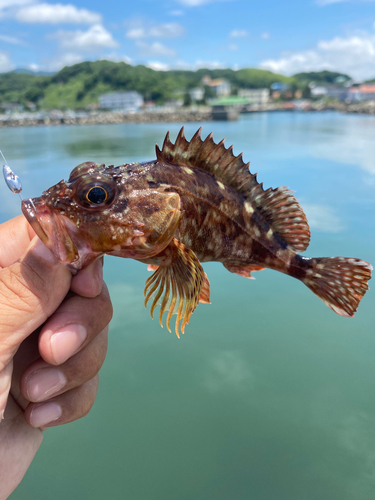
left=293, top=70, right=352, bottom=86
left=0, top=60, right=296, bottom=110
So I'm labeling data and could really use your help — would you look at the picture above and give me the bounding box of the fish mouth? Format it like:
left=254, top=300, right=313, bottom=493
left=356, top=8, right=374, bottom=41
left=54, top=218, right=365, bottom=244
left=21, top=198, right=80, bottom=269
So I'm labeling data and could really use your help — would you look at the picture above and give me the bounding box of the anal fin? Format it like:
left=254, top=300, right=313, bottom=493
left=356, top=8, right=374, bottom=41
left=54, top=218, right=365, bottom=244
left=224, top=263, right=265, bottom=279
left=144, top=239, right=209, bottom=337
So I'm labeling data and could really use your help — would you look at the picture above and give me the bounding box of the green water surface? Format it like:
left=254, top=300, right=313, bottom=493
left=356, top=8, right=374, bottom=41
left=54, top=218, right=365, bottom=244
left=2, top=112, right=375, bottom=500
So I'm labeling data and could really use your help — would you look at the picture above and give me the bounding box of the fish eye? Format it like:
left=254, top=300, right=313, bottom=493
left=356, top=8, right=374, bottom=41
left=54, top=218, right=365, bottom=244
left=86, top=186, right=108, bottom=205
left=75, top=176, right=117, bottom=209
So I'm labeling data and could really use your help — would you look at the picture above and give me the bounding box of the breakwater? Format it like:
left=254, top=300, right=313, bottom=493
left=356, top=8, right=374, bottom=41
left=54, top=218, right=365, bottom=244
left=0, top=109, right=212, bottom=128
left=0, top=100, right=374, bottom=128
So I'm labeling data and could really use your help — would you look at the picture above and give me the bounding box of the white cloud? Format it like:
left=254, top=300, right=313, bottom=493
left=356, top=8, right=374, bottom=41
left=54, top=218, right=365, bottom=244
left=15, top=3, right=101, bottom=24
left=0, top=50, right=14, bottom=72
left=28, top=63, right=40, bottom=71
left=146, top=61, right=170, bottom=71
left=46, top=51, right=83, bottom=71
left=169, top=9, right=184, bottom=15
left=51, top=24, right=118, bottom=51
left=195, top=59, right=226, bottom=69
left=229, top=44, right=238, bottom=50
left=311, top=121, right=375, bottom=175
left=126, top=22, right=184, bottom=39
left=229, top=29, right=248, bottom=38
left=174, top=59, right=226, bottom=70
left=203, top=351, right=254, bottom=393
left=260, top=30, right=375, bottom=80
left=0, top=0, right=32, bottom=9
left=0, top=34, right=23, bottom=44
left=261, top=32, right=270, bottom=39
left=136, top=41, right=176, bottom=57
left=301, top=204, right=344, bottom=233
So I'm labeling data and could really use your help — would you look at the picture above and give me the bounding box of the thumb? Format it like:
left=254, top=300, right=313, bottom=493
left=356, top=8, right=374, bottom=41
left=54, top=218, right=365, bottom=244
left=0, top=237, right=72, bottom=372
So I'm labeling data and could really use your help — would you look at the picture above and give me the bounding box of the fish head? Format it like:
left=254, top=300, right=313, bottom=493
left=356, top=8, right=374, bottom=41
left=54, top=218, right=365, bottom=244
left=21, top=161, right=181, bottom=272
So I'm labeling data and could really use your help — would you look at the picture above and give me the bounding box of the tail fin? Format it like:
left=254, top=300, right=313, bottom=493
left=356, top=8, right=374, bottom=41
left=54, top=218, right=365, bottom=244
left=303, top=257, right=372, bottom=317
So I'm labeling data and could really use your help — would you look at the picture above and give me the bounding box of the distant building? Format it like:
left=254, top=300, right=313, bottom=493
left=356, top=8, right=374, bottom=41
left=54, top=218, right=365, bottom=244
left=238, top=88, right=269, bottom=105
left=271, top=82, right=289, bottom=91
left=348, top=84, right=375, bottom=102
left=202, top=76, right=231, bottom=97
left=99, top=91, right=144, bottom=111
left=310, top=85, right=351, bottom=102
left=189, top=87, right=204, bottom=101
left=164, top=98, right=184, bottom=108
left=310, top=86, right=328, bottom=97
left=326, top=87, right=349, bottom=101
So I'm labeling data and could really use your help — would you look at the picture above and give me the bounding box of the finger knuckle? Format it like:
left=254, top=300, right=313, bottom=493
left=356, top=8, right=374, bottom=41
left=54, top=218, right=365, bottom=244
left=81, top=377, right=99, bottom=417
left=81, top=332, right=108, bottom=376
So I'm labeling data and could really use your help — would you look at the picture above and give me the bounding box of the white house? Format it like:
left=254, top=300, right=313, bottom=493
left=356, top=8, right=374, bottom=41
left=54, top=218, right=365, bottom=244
left=202, top=76, right=231, bottom=97
left=189, top=87, right=204, bottom=101
left=238, top=88, right=270, bottom=105
left=99, top=91, right=144, bottom=111
left=310, top=86, right=328, bottom=97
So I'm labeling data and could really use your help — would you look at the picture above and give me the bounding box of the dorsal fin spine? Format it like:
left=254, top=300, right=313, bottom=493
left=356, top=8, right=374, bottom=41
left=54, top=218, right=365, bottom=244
left=156, top=127, right=311, bottom=253
left=163, top=132, right=170, bottom=150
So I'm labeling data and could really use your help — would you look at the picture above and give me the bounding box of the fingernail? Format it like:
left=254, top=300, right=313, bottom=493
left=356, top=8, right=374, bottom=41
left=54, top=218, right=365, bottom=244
left=51, top=325, right=87, bottom=364
left=32, top=239, right=56, bottom=264
left=30, top=402, right=62, bottom=428
left=26, top=368, right=67, bottom=402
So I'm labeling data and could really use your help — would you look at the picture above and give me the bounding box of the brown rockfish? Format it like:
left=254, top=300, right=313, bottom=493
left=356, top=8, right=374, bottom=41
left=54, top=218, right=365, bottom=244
left=21, top=128, right=372, bottom=336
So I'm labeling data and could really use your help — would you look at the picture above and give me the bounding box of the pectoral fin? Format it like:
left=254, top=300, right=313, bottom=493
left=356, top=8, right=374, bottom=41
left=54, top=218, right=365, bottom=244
left=199, top=273, right=211, bottom=304
left=144, top=239, right=209, bottom=337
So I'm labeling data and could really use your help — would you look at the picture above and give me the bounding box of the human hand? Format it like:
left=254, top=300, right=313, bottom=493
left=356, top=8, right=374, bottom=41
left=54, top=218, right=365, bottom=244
left=0, top=216, right=113, bottom=499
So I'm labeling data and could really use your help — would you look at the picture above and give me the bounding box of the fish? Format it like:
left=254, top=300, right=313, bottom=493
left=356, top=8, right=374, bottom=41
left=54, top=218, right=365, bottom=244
left=21, top=127, right=372, bottom=337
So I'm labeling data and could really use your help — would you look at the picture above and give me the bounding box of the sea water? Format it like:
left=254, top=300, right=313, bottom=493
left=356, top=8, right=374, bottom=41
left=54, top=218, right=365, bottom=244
left=3, top=112, right=375, bottom=500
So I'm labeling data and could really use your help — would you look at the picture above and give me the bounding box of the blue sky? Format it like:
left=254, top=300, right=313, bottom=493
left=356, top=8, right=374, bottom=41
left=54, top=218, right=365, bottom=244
left=0, top=0, right=374, bottom=80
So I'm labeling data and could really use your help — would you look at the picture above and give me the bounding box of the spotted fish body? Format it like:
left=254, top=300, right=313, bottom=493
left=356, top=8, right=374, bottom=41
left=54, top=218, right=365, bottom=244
left=21, top=128, right=372, bottom=336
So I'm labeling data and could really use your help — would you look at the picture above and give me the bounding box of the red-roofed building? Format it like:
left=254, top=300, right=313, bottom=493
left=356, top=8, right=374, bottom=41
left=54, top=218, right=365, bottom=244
left=202, top=76, right=231, bottom=97
left=348, top=84, right=375, bottom=102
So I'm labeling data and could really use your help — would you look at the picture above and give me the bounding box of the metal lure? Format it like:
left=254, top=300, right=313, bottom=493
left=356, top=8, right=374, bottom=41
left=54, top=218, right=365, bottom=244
left=1, top=150, right=23, bottom=199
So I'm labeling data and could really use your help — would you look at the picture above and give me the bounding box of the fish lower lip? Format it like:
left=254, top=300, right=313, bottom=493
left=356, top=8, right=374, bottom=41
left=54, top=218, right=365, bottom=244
left=21, top=198, right=49, bottom=243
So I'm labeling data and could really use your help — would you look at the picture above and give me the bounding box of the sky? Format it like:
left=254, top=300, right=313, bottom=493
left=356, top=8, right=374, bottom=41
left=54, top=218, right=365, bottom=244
left=0, top=0, right=375, bottom=80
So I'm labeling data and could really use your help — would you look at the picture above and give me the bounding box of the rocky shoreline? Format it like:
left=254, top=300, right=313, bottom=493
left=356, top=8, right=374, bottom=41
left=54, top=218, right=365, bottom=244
left=0, top=101, right=374, bottom=128
left=0, top=109, right=213, bottom=128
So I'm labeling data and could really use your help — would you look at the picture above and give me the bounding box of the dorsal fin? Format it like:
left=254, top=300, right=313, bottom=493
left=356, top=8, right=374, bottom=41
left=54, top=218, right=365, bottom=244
left=156, top=126, right=258, bottom=198
left=156, top=127, right=310, bottom=253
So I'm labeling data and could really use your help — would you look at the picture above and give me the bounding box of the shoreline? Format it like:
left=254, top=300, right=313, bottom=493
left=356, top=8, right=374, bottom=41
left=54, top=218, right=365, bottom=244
left=0, top=101, right=374, bottom=128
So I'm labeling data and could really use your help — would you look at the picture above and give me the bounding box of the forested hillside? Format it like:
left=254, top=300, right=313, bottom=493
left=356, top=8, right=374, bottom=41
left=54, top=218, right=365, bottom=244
left=293, top=70, right=351, bottom=86
left=0, top=60, right=295, bottom=109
